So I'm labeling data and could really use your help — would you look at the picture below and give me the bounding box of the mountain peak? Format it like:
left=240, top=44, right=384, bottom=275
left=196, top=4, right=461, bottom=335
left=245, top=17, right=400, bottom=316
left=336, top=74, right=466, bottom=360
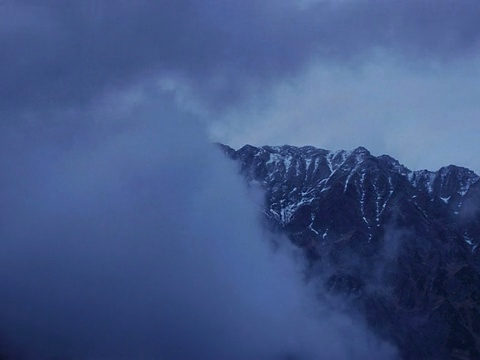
left=221, top=143, right=480, bottom=359
left=352, top=146, right=371, bottom=156
left=221, top=142, right=480, bottom=238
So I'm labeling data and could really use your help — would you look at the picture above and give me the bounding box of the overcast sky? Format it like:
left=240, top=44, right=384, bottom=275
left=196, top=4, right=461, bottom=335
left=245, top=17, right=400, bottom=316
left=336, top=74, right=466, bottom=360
left=0, top=2, right=416, bottom=358
left=2, top=1, right=479, bottom=358
left=2, top=0, right=480, bottom=172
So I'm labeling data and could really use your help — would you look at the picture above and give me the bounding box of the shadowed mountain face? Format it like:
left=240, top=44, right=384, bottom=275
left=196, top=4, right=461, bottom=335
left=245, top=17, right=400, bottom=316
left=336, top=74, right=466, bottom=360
left=221, top=144, right=480, bottom=360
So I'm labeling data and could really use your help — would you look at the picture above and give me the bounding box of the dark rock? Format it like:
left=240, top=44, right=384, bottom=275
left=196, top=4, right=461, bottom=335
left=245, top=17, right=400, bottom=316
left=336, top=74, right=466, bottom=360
left=221, top=143, right=480, bottom=359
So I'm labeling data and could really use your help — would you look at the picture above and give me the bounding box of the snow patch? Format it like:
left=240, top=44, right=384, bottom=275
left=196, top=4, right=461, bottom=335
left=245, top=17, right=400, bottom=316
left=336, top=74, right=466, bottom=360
left=308, top=213, right=319, bottom=235
left=463, top=232, right=478, bottom=253
left=439, top=196, right=451, bottom=204
left=322, top=229, right=329, bottom=241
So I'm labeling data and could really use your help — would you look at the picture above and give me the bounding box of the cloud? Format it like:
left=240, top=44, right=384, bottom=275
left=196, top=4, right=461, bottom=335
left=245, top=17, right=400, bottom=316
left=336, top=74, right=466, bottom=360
left=0, top=92, right=397, bottom=359
left=1, top=0, right=479, bottom=117
left=0, top=2, right=478, bottom=356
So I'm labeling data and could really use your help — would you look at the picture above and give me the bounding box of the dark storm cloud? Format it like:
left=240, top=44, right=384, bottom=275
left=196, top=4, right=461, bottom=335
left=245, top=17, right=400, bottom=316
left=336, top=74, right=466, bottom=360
left=1, top=0, right=479, bottom=115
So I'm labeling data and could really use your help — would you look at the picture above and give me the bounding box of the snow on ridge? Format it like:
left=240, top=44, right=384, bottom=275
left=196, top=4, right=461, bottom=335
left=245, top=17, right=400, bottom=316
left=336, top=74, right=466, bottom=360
left=408, top=165, right=480, bottom=197
left=458, top=176, right=479, bottom=196
left=274, top=195, right=316, bottom=225
left=463, top=232, right=479, bottom=253
left=237, top=145, right=480, bottom=222
left=325, top=151, right=335, bottom=174
left=308, top=213, right=319, bottom=235
left=344, top=164, right=360, bottom=193
left=440, top=196, right=451, bottom=204
left=326, top=149, right=352, bottom=172
left=409, top=170, right=437, bottom=194
left=266, top=152, right=282, bottom=165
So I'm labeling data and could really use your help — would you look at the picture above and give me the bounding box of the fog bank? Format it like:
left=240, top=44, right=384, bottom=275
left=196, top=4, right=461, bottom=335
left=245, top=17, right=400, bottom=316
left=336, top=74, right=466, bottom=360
left=0, top=95, right=396, bottom=359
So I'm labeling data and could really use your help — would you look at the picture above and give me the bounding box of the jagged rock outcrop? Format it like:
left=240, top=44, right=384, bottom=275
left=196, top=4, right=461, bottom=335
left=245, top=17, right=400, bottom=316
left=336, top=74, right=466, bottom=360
left=222, top=144, right=480, bottom=360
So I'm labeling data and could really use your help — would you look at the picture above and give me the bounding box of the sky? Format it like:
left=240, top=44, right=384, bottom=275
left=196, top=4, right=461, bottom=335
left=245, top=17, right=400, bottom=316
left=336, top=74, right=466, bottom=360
left=1, top=0, right=480, bottom=172
left=0, top=0, right=479, bottom=358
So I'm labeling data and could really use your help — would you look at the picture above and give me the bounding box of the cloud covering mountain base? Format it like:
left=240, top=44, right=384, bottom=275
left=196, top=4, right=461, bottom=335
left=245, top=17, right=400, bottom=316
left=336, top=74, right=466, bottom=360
left=0, top=96, right=396, bottom=359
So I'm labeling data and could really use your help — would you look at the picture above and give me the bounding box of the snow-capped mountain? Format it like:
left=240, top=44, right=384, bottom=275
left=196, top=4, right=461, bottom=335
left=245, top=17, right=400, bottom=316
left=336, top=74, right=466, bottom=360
left=221, top=144, right=480, bottom=360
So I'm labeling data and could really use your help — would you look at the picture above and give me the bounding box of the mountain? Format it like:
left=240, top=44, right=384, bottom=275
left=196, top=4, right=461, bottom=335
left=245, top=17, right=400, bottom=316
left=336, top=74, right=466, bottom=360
left=221, top=144, right=480, bottom=360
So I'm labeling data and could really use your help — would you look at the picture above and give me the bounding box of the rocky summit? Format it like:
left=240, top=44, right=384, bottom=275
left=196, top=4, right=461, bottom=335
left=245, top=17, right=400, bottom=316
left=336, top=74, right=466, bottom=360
left=221, top=144, right=480, bottom=360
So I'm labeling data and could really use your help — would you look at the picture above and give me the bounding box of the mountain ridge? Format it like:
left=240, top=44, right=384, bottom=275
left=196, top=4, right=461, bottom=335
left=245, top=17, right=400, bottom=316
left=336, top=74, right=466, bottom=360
left=221, top=143, right=480, bottom=360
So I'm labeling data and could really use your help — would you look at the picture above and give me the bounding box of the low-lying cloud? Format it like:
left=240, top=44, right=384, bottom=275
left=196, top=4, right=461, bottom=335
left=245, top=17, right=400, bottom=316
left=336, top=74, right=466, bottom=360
left=0, top=93, right=396, bottom=359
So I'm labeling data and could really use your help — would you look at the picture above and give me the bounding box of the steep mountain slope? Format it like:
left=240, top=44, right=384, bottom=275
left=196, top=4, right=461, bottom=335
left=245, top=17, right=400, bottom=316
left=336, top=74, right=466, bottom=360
left=221, top=144, right=480, bottom=360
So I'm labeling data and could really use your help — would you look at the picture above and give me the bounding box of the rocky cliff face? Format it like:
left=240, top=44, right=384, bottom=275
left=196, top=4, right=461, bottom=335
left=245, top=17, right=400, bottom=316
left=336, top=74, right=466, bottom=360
left=222, top=144, right=480, bottom=360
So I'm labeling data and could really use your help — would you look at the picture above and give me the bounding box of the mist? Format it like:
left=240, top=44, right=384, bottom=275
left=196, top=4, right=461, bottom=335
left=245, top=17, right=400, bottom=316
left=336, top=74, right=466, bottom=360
left=0, top=92, right=396, bottom=359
